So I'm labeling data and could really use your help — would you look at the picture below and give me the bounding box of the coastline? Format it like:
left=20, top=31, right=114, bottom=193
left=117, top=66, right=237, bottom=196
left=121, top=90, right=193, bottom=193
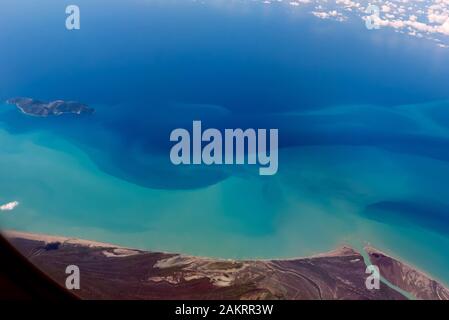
left=0, top=230, right=383, bottom=262
left=3, top=229, right=448, bottom=300
left=365, top=245, right=449, bottom=300
left=2, top=230, right=356, bottom=261
left=3, top=230, right=132, bottom=250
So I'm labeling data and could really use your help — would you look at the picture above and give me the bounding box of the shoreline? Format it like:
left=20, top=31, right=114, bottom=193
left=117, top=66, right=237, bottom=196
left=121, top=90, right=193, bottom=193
left=363, top=244, right=445, bottom=286
left=3, top=229, right=449, bottom=300
left=1, top=229, right=369, bottom=261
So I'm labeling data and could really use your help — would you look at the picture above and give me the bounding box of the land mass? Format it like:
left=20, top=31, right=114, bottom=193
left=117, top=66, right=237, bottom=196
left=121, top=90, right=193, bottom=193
left=6, top=97, right=94, bottom=117
left=366, top=246, right=449, bottom=300
left=4, top=230, right=448, bottom=300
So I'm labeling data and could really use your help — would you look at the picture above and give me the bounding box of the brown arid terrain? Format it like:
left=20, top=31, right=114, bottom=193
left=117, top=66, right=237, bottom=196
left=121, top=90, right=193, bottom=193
left=366, top=246, right=449, bottom=300
left=3, top=230, right=448, bottom=300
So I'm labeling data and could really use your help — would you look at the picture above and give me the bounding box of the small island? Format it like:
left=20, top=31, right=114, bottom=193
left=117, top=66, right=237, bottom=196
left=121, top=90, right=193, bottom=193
left=6, top=97, right=94, bottom=117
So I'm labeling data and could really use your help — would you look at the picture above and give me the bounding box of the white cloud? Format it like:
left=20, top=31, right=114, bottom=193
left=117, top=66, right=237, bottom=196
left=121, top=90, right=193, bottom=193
left=382, top=5, right=391, bottom=13
left=254, top=0, right=449, bottom=47
left=312, top=9, right=347, bottom=21
left=0, top=201, right=19, bottom=212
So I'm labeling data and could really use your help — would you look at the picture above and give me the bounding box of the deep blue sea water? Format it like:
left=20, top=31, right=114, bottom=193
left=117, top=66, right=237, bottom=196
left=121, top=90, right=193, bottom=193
left=1, top=0, right=449, bottom=285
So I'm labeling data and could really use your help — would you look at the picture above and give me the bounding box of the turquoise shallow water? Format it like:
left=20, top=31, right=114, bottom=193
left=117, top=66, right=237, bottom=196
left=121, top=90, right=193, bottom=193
left=2, top=101, right=449, bottom=286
